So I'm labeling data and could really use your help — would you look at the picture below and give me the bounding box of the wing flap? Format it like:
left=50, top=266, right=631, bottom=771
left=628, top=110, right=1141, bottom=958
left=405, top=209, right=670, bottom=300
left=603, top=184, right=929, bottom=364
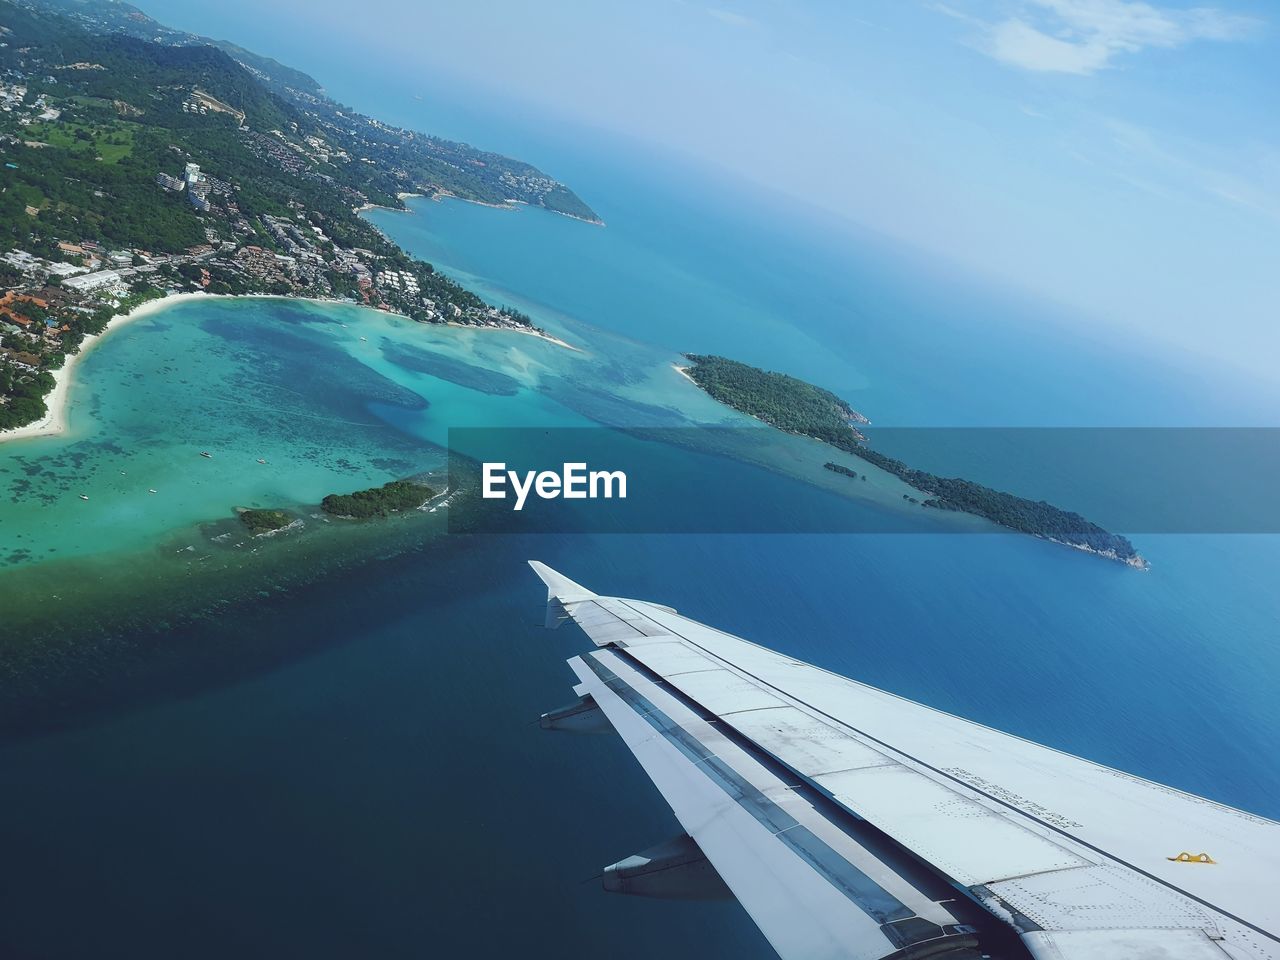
left=713, top=705, right=895, bottom=778
left=983, top=863, right=1223, bottom=931
left=570, top=648, right=985, bottom=960
left=813, top=763, right=1090, bottom=887
left=1021, top=928, right=1234, bottom=960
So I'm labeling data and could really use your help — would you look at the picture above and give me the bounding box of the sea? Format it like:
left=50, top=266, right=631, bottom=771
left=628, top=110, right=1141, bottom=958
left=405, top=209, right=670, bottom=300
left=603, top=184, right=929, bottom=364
left=1, top=83, right=1278, bottom=959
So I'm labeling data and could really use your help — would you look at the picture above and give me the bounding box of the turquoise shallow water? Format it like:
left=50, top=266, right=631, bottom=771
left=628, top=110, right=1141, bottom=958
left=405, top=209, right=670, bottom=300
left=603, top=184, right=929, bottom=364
left=0, top=296, right=600, bottom=565
left=1, top=126, right=1278, bottom=959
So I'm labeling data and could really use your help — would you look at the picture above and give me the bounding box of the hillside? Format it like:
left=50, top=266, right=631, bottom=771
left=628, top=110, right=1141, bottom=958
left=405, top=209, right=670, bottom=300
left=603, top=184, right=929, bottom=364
left=0, top=0, right=559, bottom=431
left=13, top=0, right=601, bottom=221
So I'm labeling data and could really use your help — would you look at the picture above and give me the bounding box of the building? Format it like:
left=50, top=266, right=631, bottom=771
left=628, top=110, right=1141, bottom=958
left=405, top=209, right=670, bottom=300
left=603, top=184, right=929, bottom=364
left=1, top=250, right=40, bottom=273
left=184, top=162, right=201, bottom=186
left=62, top=269, right=125, bottom=295
left=155, top=172, right=185, bottom=192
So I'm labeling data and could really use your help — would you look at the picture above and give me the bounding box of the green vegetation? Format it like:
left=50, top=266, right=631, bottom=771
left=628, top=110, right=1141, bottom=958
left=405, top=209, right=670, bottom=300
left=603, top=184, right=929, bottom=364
left=0, top=0, right=598, bottom=257
left=22, top=119, right=135, bottom=162
left=0, top=368, right=53, bottom=430
left=849, top=444, right=1140, bottom=562
left=0, top=0, right=591, bottom=430
left=684, top=354, right=869, bottom=443
left=685, top=355, right=1142, bottom=565
left=824, top=462, right=861, bottom=480
left=238, top=508, right=294, bottom=534
left=320, top=479, right=435, bottom=519
left=12, top=0, right=600, bottom=221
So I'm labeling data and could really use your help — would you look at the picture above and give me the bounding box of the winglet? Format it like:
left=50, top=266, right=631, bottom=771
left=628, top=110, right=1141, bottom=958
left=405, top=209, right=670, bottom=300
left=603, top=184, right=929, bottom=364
left=529, top=561, right=596, bottom=629
left=529, top=561, right=597, bottom=601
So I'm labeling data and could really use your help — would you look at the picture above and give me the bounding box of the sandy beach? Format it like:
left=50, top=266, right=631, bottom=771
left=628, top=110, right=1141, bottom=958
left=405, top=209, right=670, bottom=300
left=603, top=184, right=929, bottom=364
left=0, top=291, right=211, bottom=445
left=430, top=189, right=518, bottom=212
left=446, top=319, right=579, bottom=352
left=428, top=191, right=605, bottom=226
left=0, top=290, right=577, bottom=445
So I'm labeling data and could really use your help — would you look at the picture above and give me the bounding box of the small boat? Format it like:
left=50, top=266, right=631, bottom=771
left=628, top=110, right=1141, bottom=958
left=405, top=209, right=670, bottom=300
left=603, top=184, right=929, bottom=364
left=200, top=451, right=213, bottom=459
left=148, top=489, right=157, bottom=494
left=256, top=458, right=267, bottom=464
left=359, top=336, right=368, bottom=342
left=79, top=494, right=89, bottom=501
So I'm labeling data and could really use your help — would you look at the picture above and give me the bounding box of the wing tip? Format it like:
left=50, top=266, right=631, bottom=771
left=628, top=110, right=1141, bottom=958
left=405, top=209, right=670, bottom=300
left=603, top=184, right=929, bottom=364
left=528, top=560, right=597, bottom=601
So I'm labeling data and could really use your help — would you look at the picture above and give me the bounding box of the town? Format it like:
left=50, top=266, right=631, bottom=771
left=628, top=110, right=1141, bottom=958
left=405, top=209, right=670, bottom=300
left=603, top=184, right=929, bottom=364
left=0, top=0, right=551, bottom=431
left=0, top=159, right=534, bottom=430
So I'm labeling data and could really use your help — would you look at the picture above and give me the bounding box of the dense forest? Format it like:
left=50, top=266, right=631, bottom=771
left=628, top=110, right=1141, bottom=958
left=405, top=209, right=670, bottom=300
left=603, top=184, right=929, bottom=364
left=684, top=355, right=1141, bottom=564
left=321, top=479, right=435, bottom=519
left=238, top=508, right=294, bottom=535
left=684, top=354, right=869, bottom=444
left=848, top=444, right=1140, bottom=561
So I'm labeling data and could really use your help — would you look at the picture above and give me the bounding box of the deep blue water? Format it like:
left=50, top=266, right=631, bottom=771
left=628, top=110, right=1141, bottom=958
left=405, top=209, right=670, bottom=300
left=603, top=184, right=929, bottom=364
left=2, top=80, right=1279, bottom=960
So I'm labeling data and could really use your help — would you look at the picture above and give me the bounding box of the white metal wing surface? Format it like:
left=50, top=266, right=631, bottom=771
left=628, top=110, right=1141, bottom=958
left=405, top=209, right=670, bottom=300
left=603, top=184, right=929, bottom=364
left=530, top=561, right=1280, bottom=960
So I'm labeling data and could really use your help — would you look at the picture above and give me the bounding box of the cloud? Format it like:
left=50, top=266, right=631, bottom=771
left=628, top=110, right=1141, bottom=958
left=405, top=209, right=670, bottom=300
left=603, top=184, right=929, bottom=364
left=973, top=0, right=1259, bottom=75
left=927, top=2, right=984, bottom=24
left=988, top=18, right=1113, bottom=72
left=707, top=8, right=759, bottom=28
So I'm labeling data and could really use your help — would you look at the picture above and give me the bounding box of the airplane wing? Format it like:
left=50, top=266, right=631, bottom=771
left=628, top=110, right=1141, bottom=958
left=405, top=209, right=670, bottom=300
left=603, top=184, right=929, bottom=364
left=529, top=561, right=1280, bottom=960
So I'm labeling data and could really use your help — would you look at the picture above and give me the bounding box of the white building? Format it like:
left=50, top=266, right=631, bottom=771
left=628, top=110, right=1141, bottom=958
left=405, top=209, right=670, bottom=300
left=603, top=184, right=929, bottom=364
left=46, top=261, right=87, bottom=278
left=2, top=250, right=40, bottom=273
left=62, top=269, right=125, bottom=295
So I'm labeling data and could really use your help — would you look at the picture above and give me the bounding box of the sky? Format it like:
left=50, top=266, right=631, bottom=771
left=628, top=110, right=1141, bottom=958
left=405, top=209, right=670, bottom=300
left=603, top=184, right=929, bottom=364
left=143, top=0, right=1279, bottom=377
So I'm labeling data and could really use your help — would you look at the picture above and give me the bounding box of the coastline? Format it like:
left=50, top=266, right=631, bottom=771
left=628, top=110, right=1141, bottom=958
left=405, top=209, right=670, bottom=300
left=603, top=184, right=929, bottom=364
left=353, top=209, right=584, bottom=351
left=430, top=189, right=517, bottom=212
left=426, top=190, right=606, bottom=226
left=353, top=201, right=402, bottom=214
left=446, top=319, right=580, bottom=352
left=0, top=290, right=577, bottom=446
left=353, top=193, right=421, bottom=215
left=0, top=291, right=201, bottom=444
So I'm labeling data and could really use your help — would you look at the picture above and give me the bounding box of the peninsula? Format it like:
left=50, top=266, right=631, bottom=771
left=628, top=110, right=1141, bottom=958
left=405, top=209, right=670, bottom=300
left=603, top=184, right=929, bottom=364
left=0, top=0, right=595, bottom=433
left=682, top=354, right=1146, bottom=567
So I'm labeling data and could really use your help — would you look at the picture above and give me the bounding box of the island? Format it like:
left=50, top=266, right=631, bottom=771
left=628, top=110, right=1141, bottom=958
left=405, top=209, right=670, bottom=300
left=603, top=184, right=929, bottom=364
left=224, top=480, right=436, bottom=538
left=681, top=354, right=869, bottom=444
left=0, top=0, right=596, bottom=433
left=320, top=479, right=437, bottom=519
left=682, top=355, right=1146, bottom=568
left=237, top=508, right=296, bottom=536
left=824, top=462, right=862, bottom=480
